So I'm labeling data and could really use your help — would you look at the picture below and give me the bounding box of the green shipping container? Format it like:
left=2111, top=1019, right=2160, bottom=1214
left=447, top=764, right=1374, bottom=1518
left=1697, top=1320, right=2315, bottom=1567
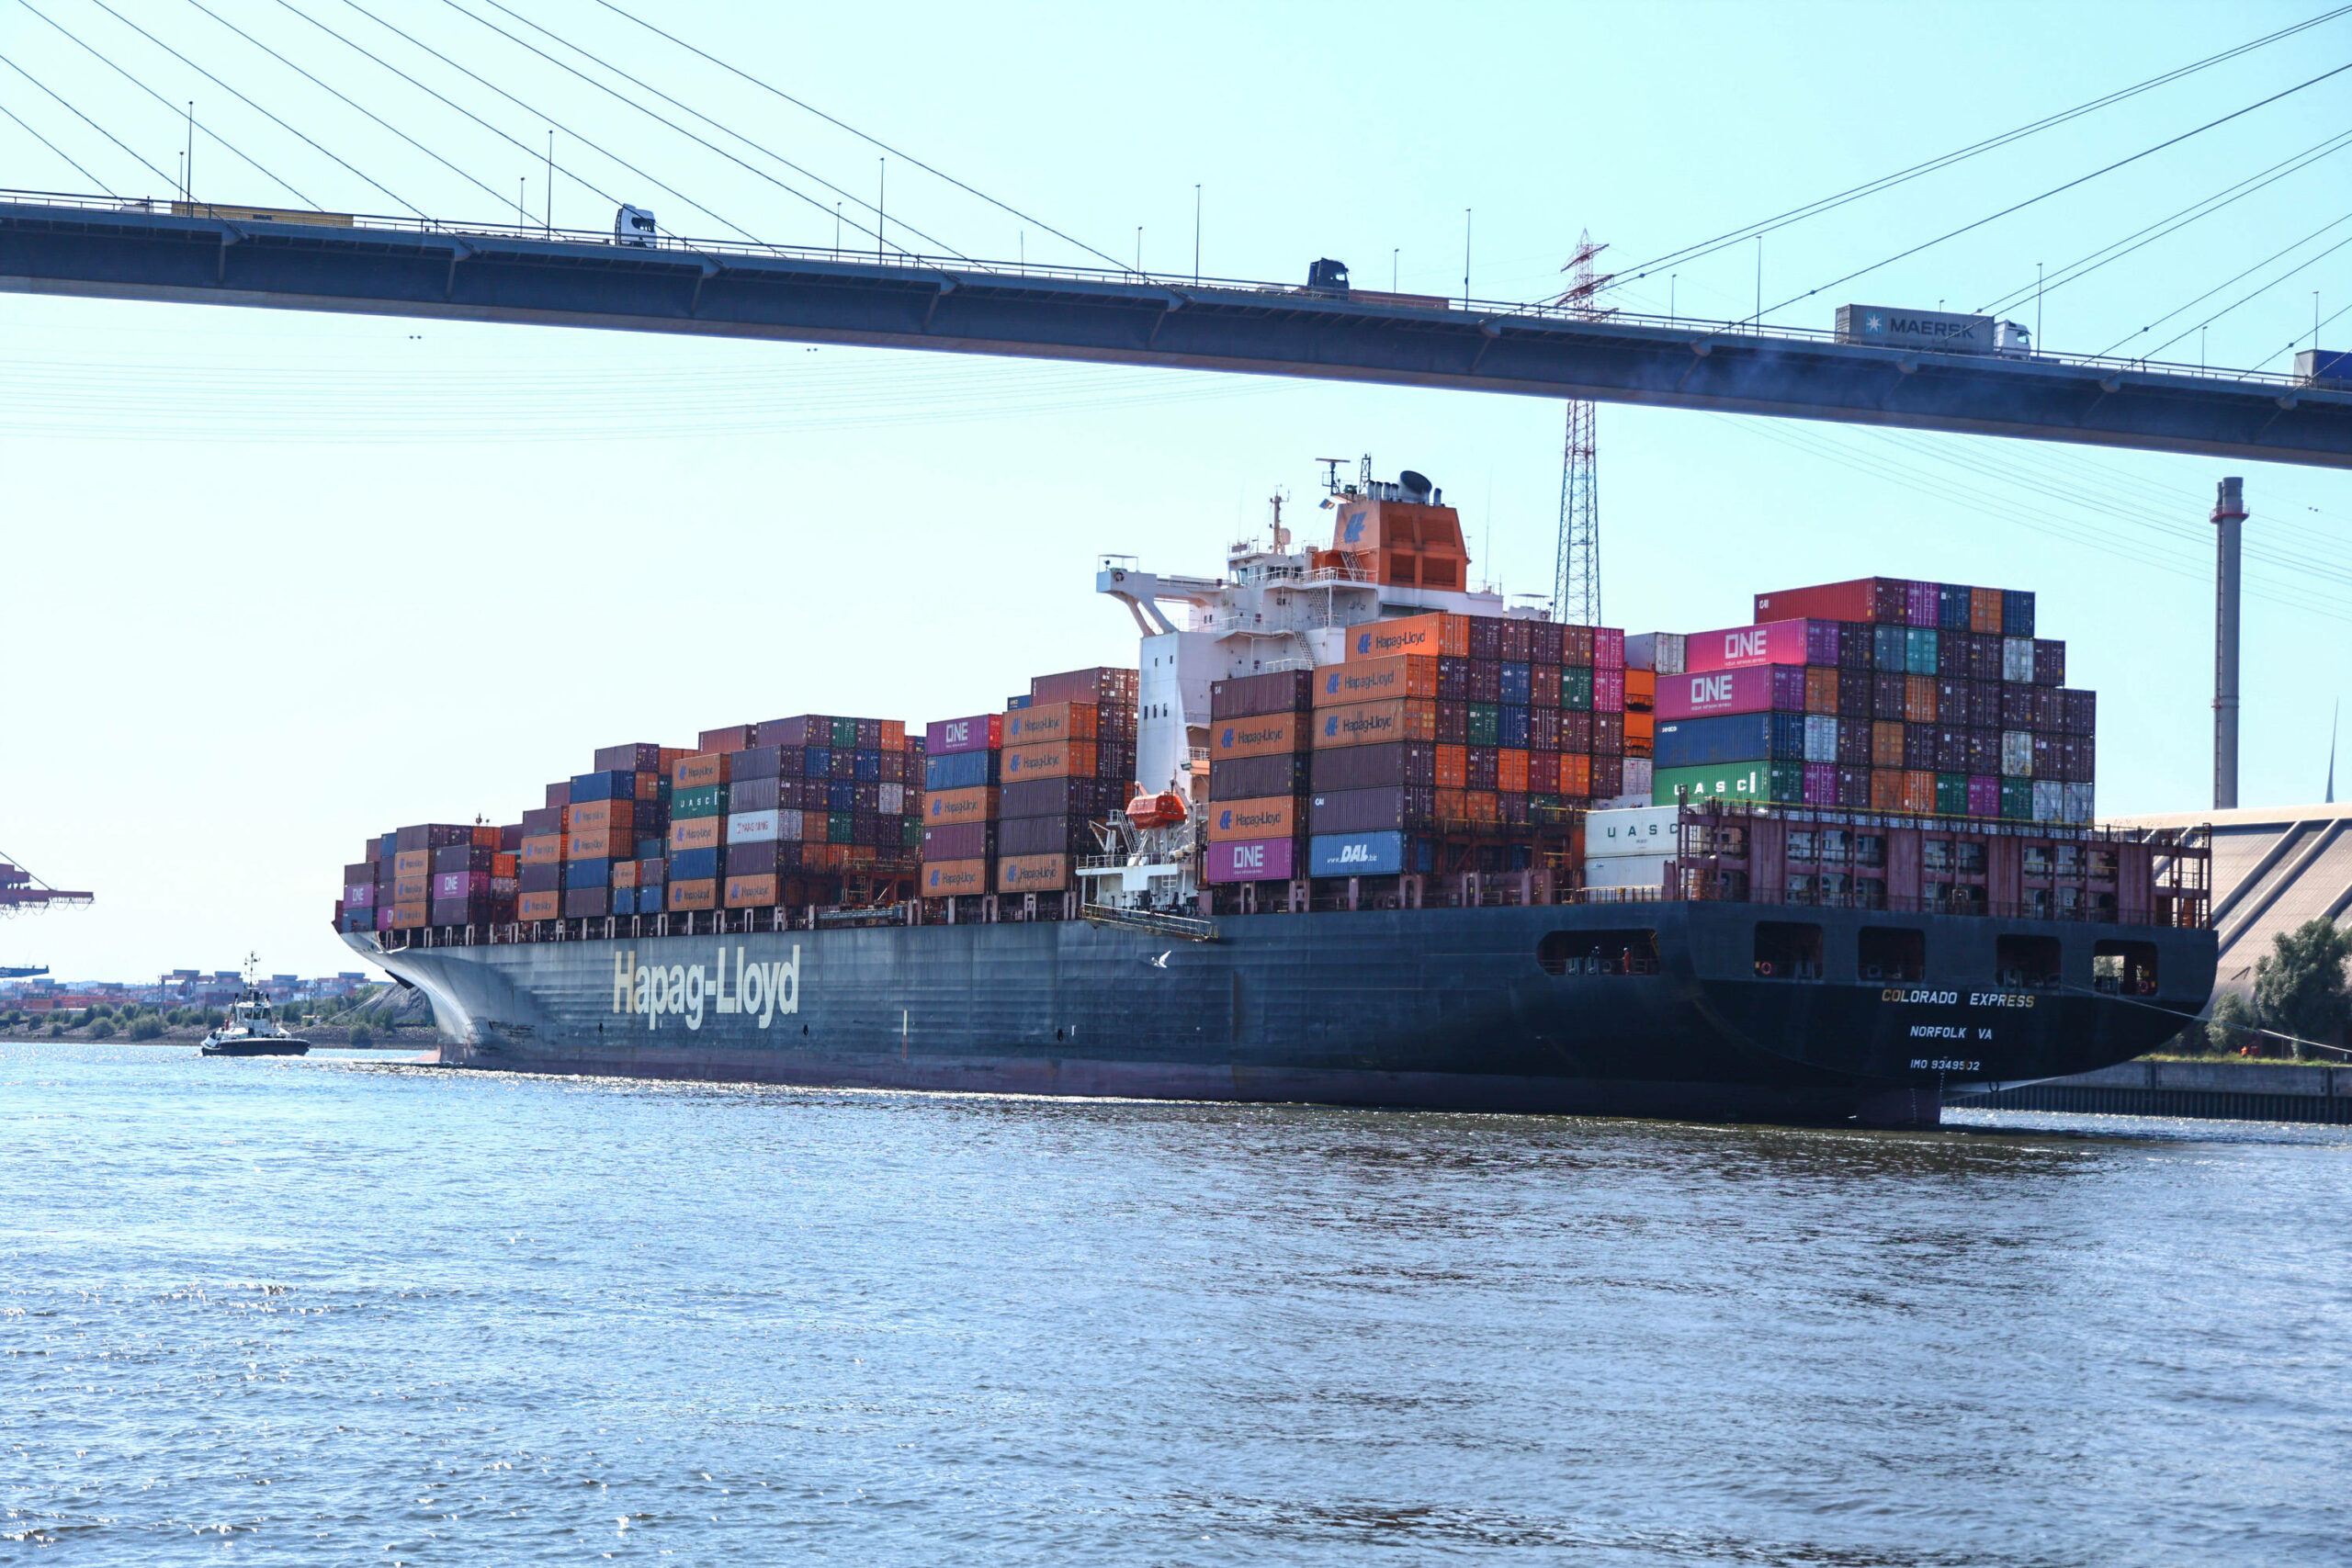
left=1467, top=703, right=1501, bottom=746
left=827, top=810, right=854, bottom=845
left=901, top=816, right=923, bottom=850
left=830, top=716, right=859, bottom=751
left=1905, top=626, right=1939, bottom=675
left=1651, top=760, right=1804, bottom=807
left=1999, top=777, right=2033, bottom=820
left=1935, top=772, right=1970, bottom=817
left=672, top=784, right=729, bottom=819
left=1561, top=667, right=1594, bottom=711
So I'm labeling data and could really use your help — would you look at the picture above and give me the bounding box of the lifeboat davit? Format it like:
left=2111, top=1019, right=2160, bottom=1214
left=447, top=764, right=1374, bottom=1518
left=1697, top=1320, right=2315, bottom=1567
left=1125, top=790, right=1188, bottom=830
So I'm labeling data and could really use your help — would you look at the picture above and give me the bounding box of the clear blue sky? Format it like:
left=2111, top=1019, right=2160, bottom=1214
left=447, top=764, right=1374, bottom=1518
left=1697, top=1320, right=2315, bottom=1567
left=1, top=0, right=2346, bottom=979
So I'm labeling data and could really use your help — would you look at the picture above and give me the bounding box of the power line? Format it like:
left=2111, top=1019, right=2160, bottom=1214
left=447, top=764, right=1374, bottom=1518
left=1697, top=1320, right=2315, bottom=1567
left=82, top=0, right=419, bottom=214
left=457, top=0, right=952, bottom=257
left=586, top=0, right=1127, bottom=271
left=12, top=0, right=317, bottom=206
left=0, top=47, right=175, bottom=189
left=1975, top=128, right=2352, bottom=314
left=2102, top=209, right=2352, bottom=355
left=1744, top=59, right=2352, bottom=327
left=179, top=0, right=536, bottom=221
left=320, top=0, right=761, bottom=243
left=1615, top=6, right=2352, bottom=285
left=0, top=93, right=118, bottom=196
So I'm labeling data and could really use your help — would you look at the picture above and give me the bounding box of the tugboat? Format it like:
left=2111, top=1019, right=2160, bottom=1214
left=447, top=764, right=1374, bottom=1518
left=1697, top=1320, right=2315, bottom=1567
left=199, top=957, right=311, bottom=1057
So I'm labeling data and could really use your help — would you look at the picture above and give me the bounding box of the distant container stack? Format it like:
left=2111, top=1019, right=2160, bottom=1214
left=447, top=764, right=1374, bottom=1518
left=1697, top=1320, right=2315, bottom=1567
left=1645, top=575, right=2094, bottom=824
left=922, top=666, right=1139, bottom=899
left=1204, top=668, right=1315, bottom=885
left=339, top=821, right=517, bottom=934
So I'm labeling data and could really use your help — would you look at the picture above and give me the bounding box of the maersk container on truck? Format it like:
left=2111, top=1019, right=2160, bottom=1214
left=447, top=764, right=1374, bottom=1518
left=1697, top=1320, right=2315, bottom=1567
left=1835, top=304, right=2031, bottom=358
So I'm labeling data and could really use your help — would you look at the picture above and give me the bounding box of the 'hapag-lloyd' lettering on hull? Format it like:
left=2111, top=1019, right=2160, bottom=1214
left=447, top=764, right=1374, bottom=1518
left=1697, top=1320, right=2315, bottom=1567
left=613, top=945, right=800, bottom=1031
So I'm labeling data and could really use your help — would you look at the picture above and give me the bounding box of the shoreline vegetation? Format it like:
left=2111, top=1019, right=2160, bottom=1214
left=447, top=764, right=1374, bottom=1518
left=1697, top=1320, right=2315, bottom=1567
left=0, top=983, right=434, bottom=1049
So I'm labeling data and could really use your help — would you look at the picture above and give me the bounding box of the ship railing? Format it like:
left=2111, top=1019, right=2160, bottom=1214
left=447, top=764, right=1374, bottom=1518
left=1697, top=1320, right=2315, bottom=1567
left=1080, top=903, right=1219, bottom=942
left=1690, top=885, right=2206, bottom=928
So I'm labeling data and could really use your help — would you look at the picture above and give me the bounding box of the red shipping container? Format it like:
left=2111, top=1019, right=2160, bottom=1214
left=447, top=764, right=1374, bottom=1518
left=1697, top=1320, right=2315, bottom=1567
left=1751, top=577, right=1910, bottom=625
left=1593, top=627, right=1626, bottom=671
left=1593, top=667, right=1626, bottom=713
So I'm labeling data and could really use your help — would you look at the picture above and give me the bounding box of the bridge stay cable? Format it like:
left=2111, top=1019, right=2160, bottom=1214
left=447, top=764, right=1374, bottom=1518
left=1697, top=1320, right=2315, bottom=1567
left=1615, top=4, right=2352, bottom=286
left=317, top=0, right=759, bottom=243
left=12, top=0, right=317, bottom=207
left=178, top=0, right=539, bottom=222
left=0, top=48, right=174, bottom=189
left=1743, top=58, right=2352, bottom=330
left=0, top=92, right=117, bottom=196
left=586, top=0, right=1125, bottom=272
left=439, top=0, right=932, bottom=256
left=82, top=0, right=420, bottom=216
left=1974, top=127, right=2352, bottom=315
left=2139, top=222, right=2352, bottom=362
left=2104, top=208, right=2352, bottom=355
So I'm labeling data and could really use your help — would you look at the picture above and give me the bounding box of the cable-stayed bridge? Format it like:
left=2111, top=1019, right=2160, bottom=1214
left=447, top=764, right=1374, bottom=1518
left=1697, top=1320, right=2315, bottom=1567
left=3, top=190, right=2348, bottom=468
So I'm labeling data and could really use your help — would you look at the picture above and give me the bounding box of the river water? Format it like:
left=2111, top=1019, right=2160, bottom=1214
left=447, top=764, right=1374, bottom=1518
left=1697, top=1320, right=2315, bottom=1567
left=4, top=1042, right=2346, bottom=1565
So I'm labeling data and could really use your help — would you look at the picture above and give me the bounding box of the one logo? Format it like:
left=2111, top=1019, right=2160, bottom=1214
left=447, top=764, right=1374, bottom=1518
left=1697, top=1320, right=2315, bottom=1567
left=1696, top=674, right=1731, bottom=704
left=1343, top=510, right=1366, bottom=543
left=1236, top=845, right=1263, bottom=868
left=1727, top=629, right=1765, bottom=660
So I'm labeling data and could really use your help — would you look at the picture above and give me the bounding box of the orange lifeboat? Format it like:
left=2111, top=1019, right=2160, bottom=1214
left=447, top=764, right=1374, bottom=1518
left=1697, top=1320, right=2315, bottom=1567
left=1125, top=790, right=1188, bottom=830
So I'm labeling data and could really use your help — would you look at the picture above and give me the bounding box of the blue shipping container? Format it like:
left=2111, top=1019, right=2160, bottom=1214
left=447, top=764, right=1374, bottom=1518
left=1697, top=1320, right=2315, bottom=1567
left=1499, top=705, right=1531, bottom=749
left=2001, top=589, right=2035, bottom=637
left=1654, top=711, right=1808, bottom=768
left=1904, top=626, right=1939, bottom=674
left=562, top=857, right=612, bottom=890
left=853, top=748, right=882, bottom=781
left=1871, top=625, right=1906, bottom=671
left=828, top=780, right=856, bottom=813
left=570, top=769, right=629, bottom=803
left=670, top=847, right=719, bottom=882
left=1498, top=661, right=1532, bottom=705
left=924, top=750, right=999, bottom=791
left=1311, top=830, right=1404, bottom=877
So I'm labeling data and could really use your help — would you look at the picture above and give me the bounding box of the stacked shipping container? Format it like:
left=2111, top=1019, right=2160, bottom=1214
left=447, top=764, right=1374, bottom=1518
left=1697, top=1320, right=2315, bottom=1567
left=921, top=667, right=1139, bottom=899
left=337, top=821, right=516, bottom=933
left=1203, top=668, right=1315, bottom=885
left=1646, top=577, right=2096, bottom=825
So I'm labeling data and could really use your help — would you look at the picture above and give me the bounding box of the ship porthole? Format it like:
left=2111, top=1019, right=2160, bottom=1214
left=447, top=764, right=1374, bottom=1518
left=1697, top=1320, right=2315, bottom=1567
left=802, top=1024, right=809, bottom=1035
left=1056, top=1027, right=1064, bottom=1042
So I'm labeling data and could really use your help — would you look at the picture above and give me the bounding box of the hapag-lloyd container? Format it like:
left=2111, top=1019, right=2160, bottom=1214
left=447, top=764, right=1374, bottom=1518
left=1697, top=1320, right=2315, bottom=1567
left=1205, top=838, right=1296, bottom=884
left=922, top=859, right=989, bottom=897
left=1316, top=699, right=1439, bottom=748
left=998, top=852, right=1071, bottom=894
left=1347, top=612, right=1466, bottom=661
left=1003, top=702, right=1102, bottom=746
left=1213, top=712, right=1310, bottom=759
left=1681, top=618, right=1839, bottom=675
left=925, top=786, right=998, bottom=825
left=1316, top=655, right=1440, bottom=707
left=1207, top=795, right=1302, bottom=841
left=1657, top=663, right=1808, bottom=720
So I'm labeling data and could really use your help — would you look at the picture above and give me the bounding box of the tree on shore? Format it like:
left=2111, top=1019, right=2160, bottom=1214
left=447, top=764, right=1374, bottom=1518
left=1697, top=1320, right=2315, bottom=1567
left=2251, top=918, right=2351, bottom=1061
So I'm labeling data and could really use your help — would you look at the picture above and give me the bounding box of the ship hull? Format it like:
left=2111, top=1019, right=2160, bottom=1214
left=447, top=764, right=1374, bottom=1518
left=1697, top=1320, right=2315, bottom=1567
left=347, top=902, right=2214, bottom=1126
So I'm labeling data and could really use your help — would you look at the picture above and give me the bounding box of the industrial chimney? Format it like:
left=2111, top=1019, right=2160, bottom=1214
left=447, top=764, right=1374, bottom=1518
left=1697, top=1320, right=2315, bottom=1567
left=2212, top=476, right=2245, bottom=810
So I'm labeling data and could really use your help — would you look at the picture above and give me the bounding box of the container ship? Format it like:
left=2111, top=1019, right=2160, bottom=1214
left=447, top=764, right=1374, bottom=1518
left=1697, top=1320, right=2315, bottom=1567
left=339, top=461, right=2215, bottom=1127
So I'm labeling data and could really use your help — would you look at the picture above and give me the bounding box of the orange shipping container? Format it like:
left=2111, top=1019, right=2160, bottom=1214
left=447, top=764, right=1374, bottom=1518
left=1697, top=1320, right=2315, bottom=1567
left=1900, top=770, right=1937, bottom=814
left=492, top=852, right=518, bottom=878
left=520, top=833, right=562, bottom=867
left=1623, top=712, right=1655, bottom=748
left=922, top=859, right=990, bottom=897
left=517, top=890, right=560, bottom=921
left=925, top=786, right=1000, bottom=825
left=1212, top=711, right=1308, bottom=759
left=1207, top=795, right=1302, bottom=841
left=1624, top=668, right=1657, bottom=708
left=392, top=849, right=432, bottom=877
left=1804, top=667, right=1839, bottom=716
left=1871, top=720, right=1905, bottom=770
left=1497, top=749, right=1530, bottom=794
left=1560, top=752, right=1593, bottom=796
left=674, top=752, right=730, bottom=789
left=725, top=874, right=779, bottom=908
left=669, top=818, right=722, bottom=853
left=1434, top=743, right=1468, bottom=790
left=1003, top=702, right=1102, bottom=745
left=1002, top=739, right=1098, bottom=781
left=999, top=852, right=1071, bottom=894
left=880, top=719, right=907, bottom=750
left=1970, top=585, right=2003, bottom=634
left=1435, top=787, right=1466, bottom=821
left=612, top=859, right=638, bottom=889
left=1314, top=655, right=1440, bottom=706
left=1465, top=791, right=1501, bottom=823
left=567, top=828, right=625, bottom=860
left=1314, top=698, right=1439, bottom=749
left=568, top=799, right=637, bottom=833
left=470, top=824, right=501, bottom=848
left=1870, top=768, right=1903, bottom=811
left=391, top=873, right=430, bottom=903
left=1905, top=674, right=1938, bottom=725
left=1344, top=611, right=1467, bottom=661
left=668, top=878, right=718, bottom=912
left=391, top=899, right=429, bottom=929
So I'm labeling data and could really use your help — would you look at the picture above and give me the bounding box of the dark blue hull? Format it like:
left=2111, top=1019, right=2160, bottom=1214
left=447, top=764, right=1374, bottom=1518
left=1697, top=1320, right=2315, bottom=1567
left=348, top=902, right=2215, bottom=1126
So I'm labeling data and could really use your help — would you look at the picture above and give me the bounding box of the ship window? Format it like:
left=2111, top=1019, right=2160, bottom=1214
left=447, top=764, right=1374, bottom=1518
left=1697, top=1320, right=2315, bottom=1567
left=1818, top=828, right=1850, bottom=858
left=2093, top=940, right=2154, bottom=995
left=1954, top=841, right=1986, bottom=875
left=1537, top=929, right=1659, bottom=976
left=1924, top=839, right=1953, bottom=873
left=1854, top=834, right=1886, bottom=867
left=2054, top=843, right=2083, bottom=876
left=2023, top=843, right=2052, bottom=875
left=1787, top=829, right=1816, bottom=861
left=1859, top=926, right=1926, bottom=982
left=1818, top=871, right=1851, bottom=901
left=1948, top=885, right=1987, bottom=916
left=1786, top=874, right=1815, bottom=904
left=1856, top=877, right=1887, bottom=909
left=2088, top=848, right=2117, bottom=879
left=1754, top=921, right=1823, bottom=981
left=1996, top=934, right=2063, bottom=989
